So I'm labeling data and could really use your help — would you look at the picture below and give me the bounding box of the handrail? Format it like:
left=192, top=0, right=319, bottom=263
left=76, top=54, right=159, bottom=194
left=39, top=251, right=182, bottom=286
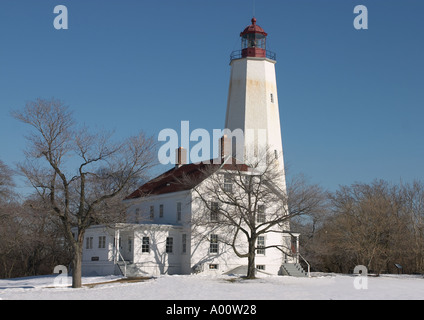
left=117, top=250, right=127, bottom=277
left=298, top=253, right=311, bottom=278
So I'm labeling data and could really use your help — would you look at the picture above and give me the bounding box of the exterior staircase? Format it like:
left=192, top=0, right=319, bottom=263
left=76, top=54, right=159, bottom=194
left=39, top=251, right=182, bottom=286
left=280, top=263, right=308, bottom=277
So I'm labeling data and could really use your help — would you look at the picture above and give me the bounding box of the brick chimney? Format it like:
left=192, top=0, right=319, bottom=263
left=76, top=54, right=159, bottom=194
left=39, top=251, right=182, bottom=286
left=175, top=147, right=187, bottom=168
left=220, top=135, right=230, bottom=159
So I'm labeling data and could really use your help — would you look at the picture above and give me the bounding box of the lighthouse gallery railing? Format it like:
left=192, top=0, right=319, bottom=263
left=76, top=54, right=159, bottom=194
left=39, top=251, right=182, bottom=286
left=230, top=50, right=277, bottom=62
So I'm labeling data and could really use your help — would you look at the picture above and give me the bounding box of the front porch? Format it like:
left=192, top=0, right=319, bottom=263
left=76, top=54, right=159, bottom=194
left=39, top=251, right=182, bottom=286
left=81, top=223, right=185, bottom=277
left=282, top=231, right=310, bottom=277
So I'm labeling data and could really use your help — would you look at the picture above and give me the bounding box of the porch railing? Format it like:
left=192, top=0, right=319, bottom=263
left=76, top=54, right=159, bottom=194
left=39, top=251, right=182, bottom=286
left=117, top=250, right=127, bottom=277
left=298, top=253, right=311, bottom=277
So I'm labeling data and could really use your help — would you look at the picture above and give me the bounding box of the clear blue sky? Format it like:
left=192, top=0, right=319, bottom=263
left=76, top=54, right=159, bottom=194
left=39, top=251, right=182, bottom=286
left=1, top=0, right=423, bottom=194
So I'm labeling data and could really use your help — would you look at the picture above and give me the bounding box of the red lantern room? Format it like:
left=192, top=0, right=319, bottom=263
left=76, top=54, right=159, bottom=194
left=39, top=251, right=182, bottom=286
left=240, top=17, right=268, bottom=58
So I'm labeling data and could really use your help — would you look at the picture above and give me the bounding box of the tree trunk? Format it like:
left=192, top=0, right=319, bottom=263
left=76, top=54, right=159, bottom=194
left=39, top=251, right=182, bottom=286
left=72, top=243, right=83, bottom=288
left=246, top=239, right=256, bottom=279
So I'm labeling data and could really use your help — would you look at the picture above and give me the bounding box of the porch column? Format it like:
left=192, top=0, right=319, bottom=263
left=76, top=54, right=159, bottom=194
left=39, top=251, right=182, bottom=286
left=114, top=229, right=120, bottom=263
left=296, top=235, right=300, bottom=263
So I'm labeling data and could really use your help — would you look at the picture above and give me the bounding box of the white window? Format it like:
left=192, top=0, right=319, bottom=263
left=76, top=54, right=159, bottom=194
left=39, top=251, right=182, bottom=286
left=159, top=204, right=164, bottom=218
left=244, top=175, right=253, bottom=192
left=257, top=205, right=266, bottom=223
left=210, top=234, right=219, bottom=254
left=257, top=236, right=265, bottom=255
left=98, top=236, right=106, bottom=249
left=256, top=265, right=265, bottom=270
left=135, top=208, right=140, bottom=223
left=87, top=237, right=93, bottom=249
left=150, top=205, right=154, bottom=220
left=182, top=234, right=187, bottom=254
left=166, top=237, right=173, bottom=253
left=270, top=93, right=274, bottom=103
left=210, top=202, right=219, bottom=221
left=86, top=237, right=93, bottom=249
left=209, top=264, right=219, bottom=270
left=142, top=237, right=150, bottom=253
left=177, top=202, right=182, bottom=221
left=223, top=174, right=233, bottom=193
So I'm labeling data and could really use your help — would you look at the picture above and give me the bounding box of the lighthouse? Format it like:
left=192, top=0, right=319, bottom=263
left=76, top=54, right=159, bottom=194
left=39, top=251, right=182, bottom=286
left=225, top=18, right=286, bottom=186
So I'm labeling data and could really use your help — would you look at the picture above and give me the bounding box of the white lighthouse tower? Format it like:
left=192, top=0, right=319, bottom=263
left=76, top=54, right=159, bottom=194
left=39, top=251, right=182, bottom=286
left=225, top=18, right=286, bottom=186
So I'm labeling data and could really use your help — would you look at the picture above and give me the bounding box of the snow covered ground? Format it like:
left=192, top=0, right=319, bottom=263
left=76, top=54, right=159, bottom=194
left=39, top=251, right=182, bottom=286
left=0, top=273, right=423, bottom=300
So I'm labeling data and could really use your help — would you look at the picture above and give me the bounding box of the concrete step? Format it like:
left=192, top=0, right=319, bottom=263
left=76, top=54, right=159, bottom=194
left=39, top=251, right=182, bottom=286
left=280, top=263, right=307, bottom=277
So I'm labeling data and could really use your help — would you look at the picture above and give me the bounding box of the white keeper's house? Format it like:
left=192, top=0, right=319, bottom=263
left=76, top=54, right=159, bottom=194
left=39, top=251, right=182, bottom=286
left=80, top=17, right=307, bottom=278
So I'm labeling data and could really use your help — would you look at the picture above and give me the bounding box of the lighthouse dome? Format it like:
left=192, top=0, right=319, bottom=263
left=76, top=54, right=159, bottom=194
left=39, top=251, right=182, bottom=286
left=240, top=17, right=268, bottom=36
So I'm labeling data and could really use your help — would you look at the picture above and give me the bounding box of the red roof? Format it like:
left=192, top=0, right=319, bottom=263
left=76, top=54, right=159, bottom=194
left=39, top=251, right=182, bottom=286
left=125, top=158, right=249, bottom=199
left=240, top=17, right=267, bottom=36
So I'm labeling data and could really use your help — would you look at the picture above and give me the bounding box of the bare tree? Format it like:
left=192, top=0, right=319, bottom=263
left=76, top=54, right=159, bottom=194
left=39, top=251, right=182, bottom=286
left=183, top=151, right=326, bottom=279
left=311, top=180, right=413, bottom=274
left=399, top=180, right=424, bottom=273
left=0, top=160, right=15, bottom=204
left=288, top=174, right=330, bottom=271
left=0, top=160, right=18, bottom=277
left=12, top=98, right=157, bottom=287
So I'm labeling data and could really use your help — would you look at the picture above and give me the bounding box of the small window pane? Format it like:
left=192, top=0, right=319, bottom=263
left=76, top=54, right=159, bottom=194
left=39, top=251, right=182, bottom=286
left=210, top=234, right=219, bottom=254
left=142, top=237, right=150, bottom=253
left=182, top=234, right=187, bottom=254
left=166, top=237, right=173, bottom=253
left=210, top=202, right=219, bottom=221
left=257, top=236, right=265, bottom=255
left=177, top=202, right=182, bottom=221
left=223, top=174, right=233, bottom=193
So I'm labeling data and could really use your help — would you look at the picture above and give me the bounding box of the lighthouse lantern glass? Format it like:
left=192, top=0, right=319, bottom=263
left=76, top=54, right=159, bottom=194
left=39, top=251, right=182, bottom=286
left=242, top=33, right=266, bottom=50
